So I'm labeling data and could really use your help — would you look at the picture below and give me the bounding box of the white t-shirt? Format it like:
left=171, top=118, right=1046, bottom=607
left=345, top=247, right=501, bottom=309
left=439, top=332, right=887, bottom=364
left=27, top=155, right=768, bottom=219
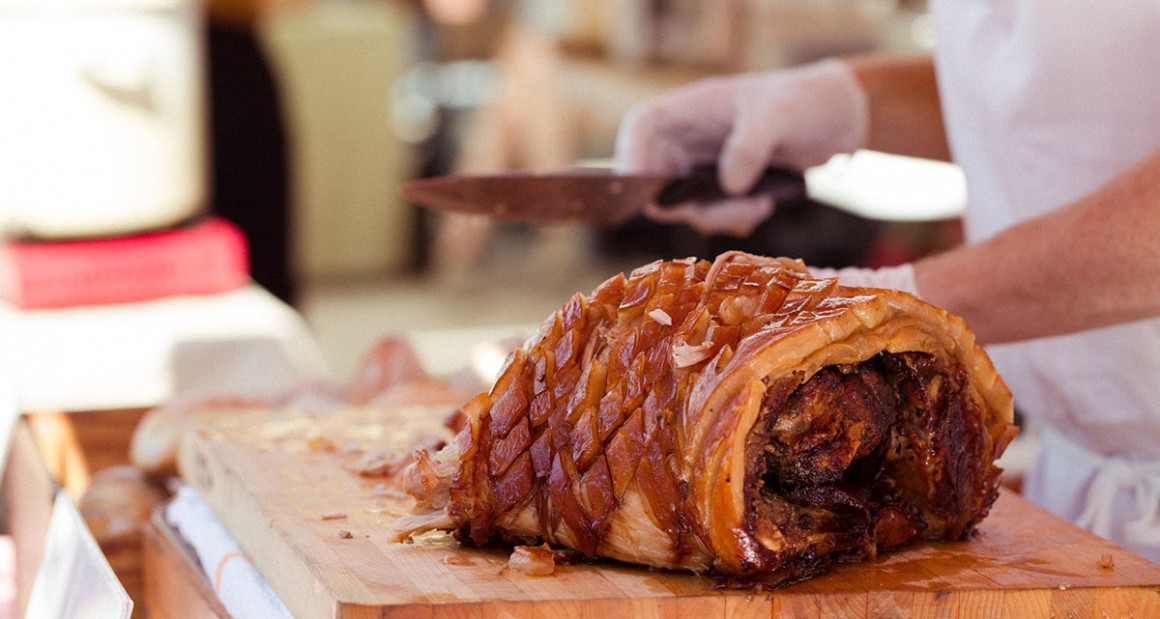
left=929, top=0, right=1160, bottom=560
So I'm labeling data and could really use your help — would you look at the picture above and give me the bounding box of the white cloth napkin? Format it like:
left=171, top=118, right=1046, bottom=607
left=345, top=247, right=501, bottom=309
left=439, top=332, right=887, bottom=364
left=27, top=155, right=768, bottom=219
left=1025, top=428, right=1160, bottom=564
left=165, top=485, right=293, bottom=619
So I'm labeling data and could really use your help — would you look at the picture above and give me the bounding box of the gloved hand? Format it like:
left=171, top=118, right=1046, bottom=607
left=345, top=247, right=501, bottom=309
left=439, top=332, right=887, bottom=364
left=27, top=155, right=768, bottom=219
left=614, top=59, right=868, bottom=236
left=811, top=263, right=921, bottom=298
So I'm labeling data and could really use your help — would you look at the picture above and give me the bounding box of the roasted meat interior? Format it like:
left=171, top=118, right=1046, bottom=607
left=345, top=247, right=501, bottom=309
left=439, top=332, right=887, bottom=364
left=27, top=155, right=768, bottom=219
left=393, top=252, right=1017, bottom=587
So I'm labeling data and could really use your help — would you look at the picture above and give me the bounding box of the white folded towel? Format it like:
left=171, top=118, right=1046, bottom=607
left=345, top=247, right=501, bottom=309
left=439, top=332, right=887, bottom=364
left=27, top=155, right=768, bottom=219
left=166, top=485, right=293, bottom=619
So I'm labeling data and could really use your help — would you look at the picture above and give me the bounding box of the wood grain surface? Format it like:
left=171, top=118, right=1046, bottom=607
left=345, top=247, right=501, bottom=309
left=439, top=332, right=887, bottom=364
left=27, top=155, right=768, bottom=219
left=176, top=405, right=1160, bottom=618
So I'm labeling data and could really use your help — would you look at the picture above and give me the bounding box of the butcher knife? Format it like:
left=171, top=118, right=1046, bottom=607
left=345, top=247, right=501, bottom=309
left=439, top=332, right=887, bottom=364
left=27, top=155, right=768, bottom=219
left=400, top=165, right=808, bottom=227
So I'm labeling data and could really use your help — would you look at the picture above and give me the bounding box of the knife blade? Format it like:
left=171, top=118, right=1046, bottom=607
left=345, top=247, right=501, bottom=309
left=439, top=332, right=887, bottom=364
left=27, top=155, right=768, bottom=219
left=400, top=164, right=808, bottom=227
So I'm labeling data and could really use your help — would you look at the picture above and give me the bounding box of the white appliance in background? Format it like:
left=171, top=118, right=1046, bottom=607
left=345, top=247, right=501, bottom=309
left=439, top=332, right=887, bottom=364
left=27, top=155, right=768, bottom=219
left=0, top=0, right=207, bottom=239
left=806, top=149, right=967, bottom=222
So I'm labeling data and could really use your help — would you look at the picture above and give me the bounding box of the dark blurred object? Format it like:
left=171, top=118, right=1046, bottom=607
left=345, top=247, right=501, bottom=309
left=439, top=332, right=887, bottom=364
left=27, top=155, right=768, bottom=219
left=597, top=196, right=884, bottom=269
left=860, top=218, right=964, bottom=267
left=207, top=22, right=295, bottom=305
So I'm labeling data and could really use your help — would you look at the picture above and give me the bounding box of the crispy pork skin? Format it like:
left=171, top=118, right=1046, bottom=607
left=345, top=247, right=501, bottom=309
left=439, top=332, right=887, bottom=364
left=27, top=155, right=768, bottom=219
left=393, top=252, right=1017, bottom=587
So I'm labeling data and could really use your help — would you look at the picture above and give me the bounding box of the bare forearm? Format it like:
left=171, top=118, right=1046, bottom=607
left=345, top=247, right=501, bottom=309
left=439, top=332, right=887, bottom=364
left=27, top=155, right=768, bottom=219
left=844, top=55, right=950, bottom=162
left=916, top=148, right=1160, bottom=344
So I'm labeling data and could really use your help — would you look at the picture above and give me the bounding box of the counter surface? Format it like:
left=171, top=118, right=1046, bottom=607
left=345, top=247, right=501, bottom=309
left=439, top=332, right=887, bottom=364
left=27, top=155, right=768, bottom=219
left=178, top=405, right=1160, bottom=619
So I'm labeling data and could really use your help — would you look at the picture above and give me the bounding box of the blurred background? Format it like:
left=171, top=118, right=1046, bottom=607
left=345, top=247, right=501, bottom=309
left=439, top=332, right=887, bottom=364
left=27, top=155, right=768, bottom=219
left=0, top=0, right=959, bottom=380
left=0, top=4, right=1022, bottom=612
left=278, top=0, right=956, bottom=378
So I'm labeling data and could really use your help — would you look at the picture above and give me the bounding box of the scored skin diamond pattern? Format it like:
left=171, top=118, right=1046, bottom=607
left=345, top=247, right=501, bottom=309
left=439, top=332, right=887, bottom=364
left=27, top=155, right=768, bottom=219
left=448, top=254, right=843, bottom=563
left=398, top=250, right=1015, bottom=585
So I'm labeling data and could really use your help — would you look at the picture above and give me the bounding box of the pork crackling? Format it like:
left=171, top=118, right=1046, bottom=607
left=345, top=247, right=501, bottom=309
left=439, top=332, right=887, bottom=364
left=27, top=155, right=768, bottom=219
left=393, top=252, right=1017, bottom=588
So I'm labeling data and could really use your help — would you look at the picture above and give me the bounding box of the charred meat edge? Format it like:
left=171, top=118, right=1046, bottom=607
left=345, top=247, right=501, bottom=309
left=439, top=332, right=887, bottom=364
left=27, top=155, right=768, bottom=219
left=734, top=351, right=993, bottom=588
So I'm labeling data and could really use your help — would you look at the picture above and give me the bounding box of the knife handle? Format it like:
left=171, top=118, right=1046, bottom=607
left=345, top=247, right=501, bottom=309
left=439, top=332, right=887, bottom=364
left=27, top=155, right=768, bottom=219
left=654, top=164, right=807, bottom=207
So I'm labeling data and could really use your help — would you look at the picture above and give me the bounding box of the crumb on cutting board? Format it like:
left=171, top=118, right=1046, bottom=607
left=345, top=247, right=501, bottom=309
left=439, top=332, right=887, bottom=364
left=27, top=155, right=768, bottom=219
left=508, top=544, right=556, bottom=577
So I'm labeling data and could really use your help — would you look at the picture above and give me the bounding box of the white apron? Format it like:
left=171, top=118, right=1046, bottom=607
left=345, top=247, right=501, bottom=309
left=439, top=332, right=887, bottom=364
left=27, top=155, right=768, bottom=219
left=929, top=0, right=1160, bottom=562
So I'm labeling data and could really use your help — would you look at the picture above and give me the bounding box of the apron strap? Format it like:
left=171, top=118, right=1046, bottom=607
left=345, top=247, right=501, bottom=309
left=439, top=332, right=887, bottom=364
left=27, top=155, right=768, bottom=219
left=1045, top=429, right=1160, bottom=552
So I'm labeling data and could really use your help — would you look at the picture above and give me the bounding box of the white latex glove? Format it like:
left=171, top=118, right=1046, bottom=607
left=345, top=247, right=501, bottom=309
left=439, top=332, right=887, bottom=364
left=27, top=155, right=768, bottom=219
left=811, top=263, right=920, bottom=297
left=614, top=59, right=868, bottom=237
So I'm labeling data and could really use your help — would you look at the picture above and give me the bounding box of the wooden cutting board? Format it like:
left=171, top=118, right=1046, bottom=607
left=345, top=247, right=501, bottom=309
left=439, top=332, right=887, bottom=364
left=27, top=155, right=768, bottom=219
left=177, top=405, right=1160, bottom=619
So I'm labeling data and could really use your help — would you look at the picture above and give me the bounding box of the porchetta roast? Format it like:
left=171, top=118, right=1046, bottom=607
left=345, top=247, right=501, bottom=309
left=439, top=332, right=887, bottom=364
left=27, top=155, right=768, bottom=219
left=394, top=251, right=1017, bottom=587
